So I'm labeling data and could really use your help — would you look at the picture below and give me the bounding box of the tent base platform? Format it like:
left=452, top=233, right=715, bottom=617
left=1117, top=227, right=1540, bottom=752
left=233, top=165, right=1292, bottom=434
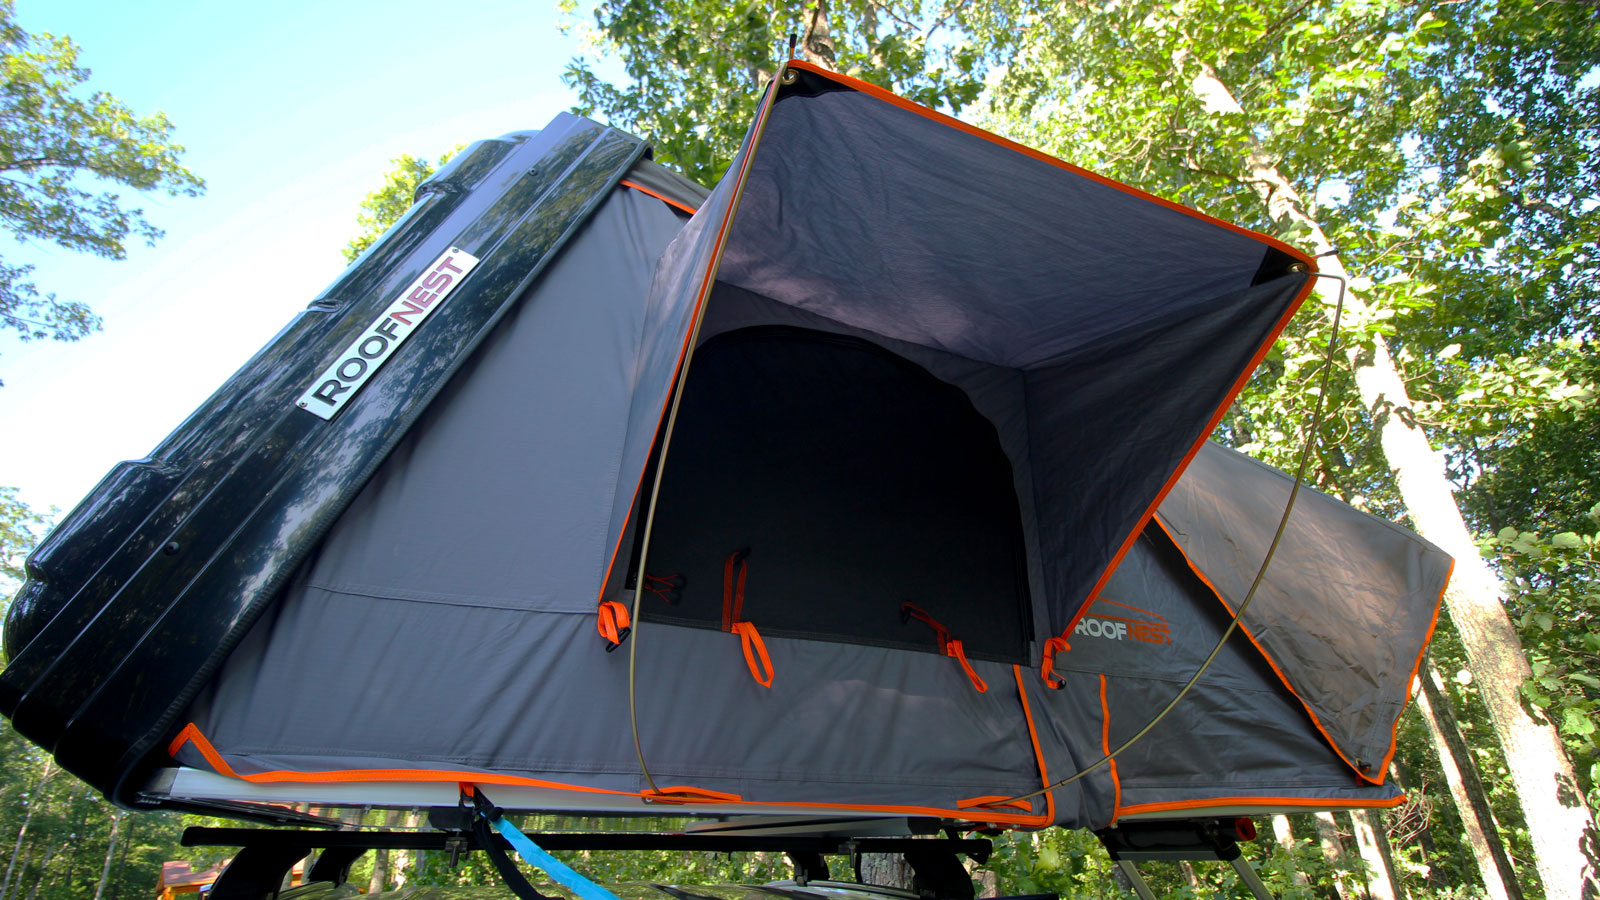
left=179, top=813, right=1291, bottom=900
left=145, top=766, right=1404, bottom=826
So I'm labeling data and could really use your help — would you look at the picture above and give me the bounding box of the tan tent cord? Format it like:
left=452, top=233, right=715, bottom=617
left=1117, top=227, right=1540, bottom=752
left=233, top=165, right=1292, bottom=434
left=626, top=62, right=791, bottom=800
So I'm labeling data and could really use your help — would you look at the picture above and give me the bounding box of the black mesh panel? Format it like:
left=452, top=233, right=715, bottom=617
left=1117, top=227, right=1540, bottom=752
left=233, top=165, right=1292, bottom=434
left=640, top=325, right=1032, bottom=663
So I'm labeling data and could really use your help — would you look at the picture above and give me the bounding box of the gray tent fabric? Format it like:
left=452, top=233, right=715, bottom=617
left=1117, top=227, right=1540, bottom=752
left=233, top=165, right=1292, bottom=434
left=160, top=65, right=1450, bottom=829
left=637, top=65, right=1317, bottom=654
left=1154, top=445, right=1451, bottom=780
left=1050, top=527, right=1406, bottom=819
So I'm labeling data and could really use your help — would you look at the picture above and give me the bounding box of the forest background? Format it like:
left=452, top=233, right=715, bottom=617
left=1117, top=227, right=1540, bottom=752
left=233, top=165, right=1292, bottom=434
left=1, top=0, right=1596, bottom=898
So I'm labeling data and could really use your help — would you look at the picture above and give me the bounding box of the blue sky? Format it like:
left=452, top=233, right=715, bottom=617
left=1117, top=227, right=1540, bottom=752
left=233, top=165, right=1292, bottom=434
left=1, top=0, right=625, bottom=516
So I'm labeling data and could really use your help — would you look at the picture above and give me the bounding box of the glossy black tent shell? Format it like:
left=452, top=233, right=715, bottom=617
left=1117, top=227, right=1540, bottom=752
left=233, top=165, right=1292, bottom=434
left=0, top=115, right=665, bottom=807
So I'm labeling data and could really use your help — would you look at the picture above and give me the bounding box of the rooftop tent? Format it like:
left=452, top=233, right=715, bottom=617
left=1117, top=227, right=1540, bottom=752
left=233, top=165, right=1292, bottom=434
left=0, top=64, right=1449, bottom=832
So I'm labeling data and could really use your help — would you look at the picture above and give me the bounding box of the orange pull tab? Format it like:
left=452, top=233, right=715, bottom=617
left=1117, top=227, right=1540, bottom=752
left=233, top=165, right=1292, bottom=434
left=1041, top=635, right=1071, bottom=689
left=597, top=600, right=631, bottom=650
left=902, top=602, right=985, bottom=692
left=730, top=620, right=774, bottom=687
left=945, top=639, right=988, bottom=693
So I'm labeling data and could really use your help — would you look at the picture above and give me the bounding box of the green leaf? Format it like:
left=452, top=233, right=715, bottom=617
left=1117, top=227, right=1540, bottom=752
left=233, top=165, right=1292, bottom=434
left=1551, top=532, right=1584, bottom=550
left=1561, top=707, right=1596, bottom=736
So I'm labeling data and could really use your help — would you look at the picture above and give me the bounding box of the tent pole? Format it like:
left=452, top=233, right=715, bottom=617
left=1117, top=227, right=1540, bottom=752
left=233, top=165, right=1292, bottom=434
left=1229, top=855, right=1279, bottom=900
left=624, top=58, right=793, bottom=798
left=1116, top=861, right=1160, bottom=900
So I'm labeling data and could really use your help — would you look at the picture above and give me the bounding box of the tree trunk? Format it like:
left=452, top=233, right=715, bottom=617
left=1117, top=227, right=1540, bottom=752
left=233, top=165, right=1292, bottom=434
left=859, top=854, right=914, bottom=890
left=0, top=759, right=54, bottom=900
left=109, top=813, right=132, bottom=900
left=21, top=843, right=56, bottom=900
left=390, top=809, right=423, bottom=888
left=1350, top=809, right=1403, bottom=900
left=1178, top=47, right=1600, bottom=900
left=92, top=811, right=123, bottom=900
left=368, top=808, right=405, bottom=893
left=1313, top=812, right=1357, bottom=900
left=1271, top=815, right=1311, bottom=888
left=1413, top=665, right=1524, bottom=900
left=800, top=0, right=838, bottom=68
left=974, top=866, right=997, bottom=898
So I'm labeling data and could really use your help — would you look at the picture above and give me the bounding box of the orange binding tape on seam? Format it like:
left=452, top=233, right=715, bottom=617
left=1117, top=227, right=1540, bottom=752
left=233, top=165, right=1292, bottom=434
left=901, top=602, right=987, bottom=693
left=169, top=720, right=1052, bottom=824
left=731, top=621, right=775, bottom=687
left=1041, top=636, right=1071, bottom=689
left=596, top=601, right=631, bottom=648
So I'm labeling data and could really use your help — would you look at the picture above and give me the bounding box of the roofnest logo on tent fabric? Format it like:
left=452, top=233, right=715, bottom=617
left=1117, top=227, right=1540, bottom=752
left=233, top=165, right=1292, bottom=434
left=1073, top=598, right=1172, bottom=645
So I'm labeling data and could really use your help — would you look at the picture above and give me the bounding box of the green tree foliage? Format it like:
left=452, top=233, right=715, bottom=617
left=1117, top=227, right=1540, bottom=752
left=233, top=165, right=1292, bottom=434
left=0, top=719, right=197, bottom=900
left=0, top=0, right=204, bottom=385
left=559, top=0, right=1598, bottom=894
left=341, top=149, right=458, bottom=263
left=0, top=486, right=46, bottom=589
left=561, top=0, right=986, bottom=184
left=1483, top=505, right=1600, bottom=813
left=975, top=0, right=1599, bottom=893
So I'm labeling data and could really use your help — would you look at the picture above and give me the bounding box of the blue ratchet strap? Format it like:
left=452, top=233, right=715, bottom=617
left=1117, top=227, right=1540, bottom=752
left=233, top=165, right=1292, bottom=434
left=465, top=785, right=621, bottom=900
left=491, top=814, right=621, bottom=900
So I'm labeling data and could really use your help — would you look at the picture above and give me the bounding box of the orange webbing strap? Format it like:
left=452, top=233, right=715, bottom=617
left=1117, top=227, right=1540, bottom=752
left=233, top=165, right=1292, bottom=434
left=957, top=795, right=1033, bottom=811
left=730, top=621, right=775, bottom=688
left=901, top=602, right=987, bottom=693
left=596, top=601, right=631, bottom=651
left=721, top=549, right=749, bottom=631
left=945, top=638, right=987, bottom=693
left=720, top=549, right=770, bottom=686
left=1041, top=635, right=1071, bottom=689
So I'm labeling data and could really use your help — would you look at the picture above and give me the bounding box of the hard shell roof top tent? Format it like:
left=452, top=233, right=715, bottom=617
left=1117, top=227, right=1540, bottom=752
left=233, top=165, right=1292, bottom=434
left=2, top=62, right=1449, bottom=840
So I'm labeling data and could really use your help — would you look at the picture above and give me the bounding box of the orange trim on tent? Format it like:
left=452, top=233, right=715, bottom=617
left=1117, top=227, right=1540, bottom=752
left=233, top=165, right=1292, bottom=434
left=1386, top=556, right=1452, bottom=775
left=168, top=721, right=1055, bottom=827
left=783, top=55, right=1333, bottom=653
left=1012, top=665, right=1055, bottom=824
left=168, top=723, right=240, bottom=779
left=1148, top=515, right=1416, bottom=786
left=1118, top=794, right=1407, bottom=817
left=619, top=179, right=699, bottom=216
left=593, top=76, right=780, bottom=611
left=1098, top=674, right=1121, bottom=827
left=1056, top=273, right=1315, bottom=642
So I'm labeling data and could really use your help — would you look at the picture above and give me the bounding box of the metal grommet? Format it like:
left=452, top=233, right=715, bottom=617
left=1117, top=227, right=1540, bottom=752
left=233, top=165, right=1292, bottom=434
left=1287, top=262, right=1309, bottom=274
left=780, top=69, right=798, bottom=84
